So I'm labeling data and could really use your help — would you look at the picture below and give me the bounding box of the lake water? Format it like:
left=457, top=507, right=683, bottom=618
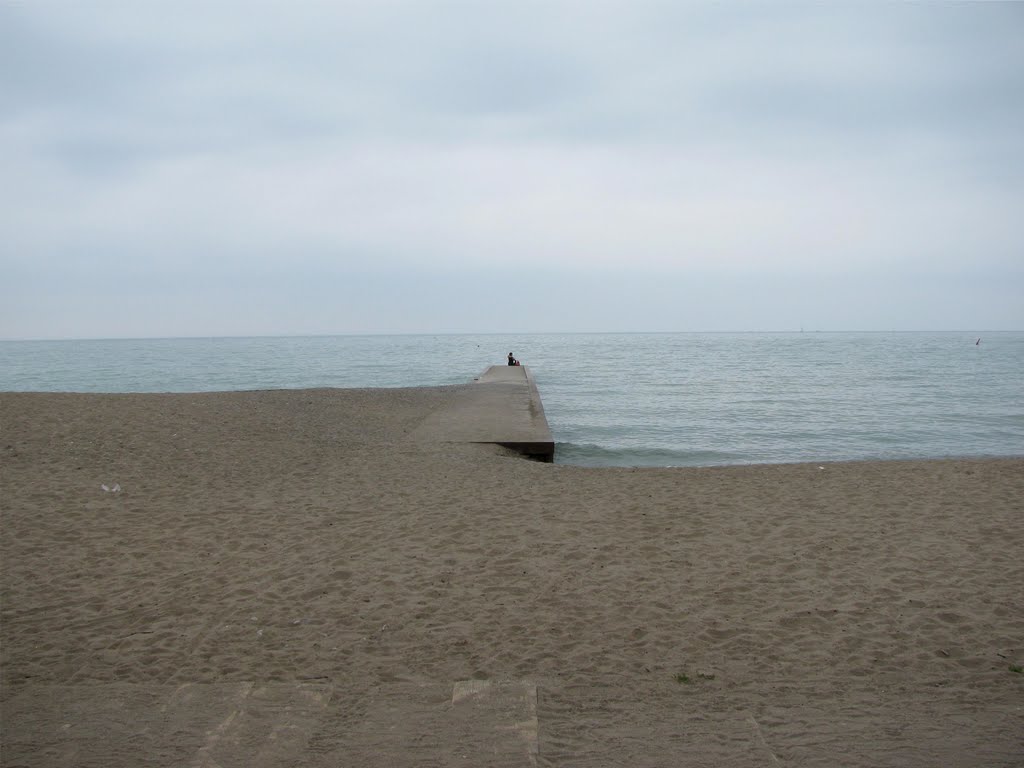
left=2, top=332, right=1022, bottom=467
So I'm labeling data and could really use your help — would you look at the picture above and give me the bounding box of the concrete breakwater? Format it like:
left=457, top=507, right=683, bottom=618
left=411, top=365, right=555, bottom=461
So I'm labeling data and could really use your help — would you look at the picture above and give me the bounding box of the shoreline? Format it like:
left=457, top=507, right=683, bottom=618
left=4, top=387, right=1022, bottom=470
left=2, top=389, right=1022, bottom=765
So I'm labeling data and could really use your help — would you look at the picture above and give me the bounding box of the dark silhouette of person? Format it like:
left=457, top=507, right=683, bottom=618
left=507, top=352, right=519, bottom=366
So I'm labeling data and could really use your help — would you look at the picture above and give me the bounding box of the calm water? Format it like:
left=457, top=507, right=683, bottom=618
left=2, top=332, right=1022, bottom=467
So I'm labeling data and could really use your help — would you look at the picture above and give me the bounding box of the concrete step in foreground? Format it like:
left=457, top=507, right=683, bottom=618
left=328, top=679, right=538, bottom=767
left=1, top=680, right=539, bottom=768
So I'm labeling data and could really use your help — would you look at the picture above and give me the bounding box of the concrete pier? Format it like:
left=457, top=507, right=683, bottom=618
left=412, top=365, right=555, bottom=461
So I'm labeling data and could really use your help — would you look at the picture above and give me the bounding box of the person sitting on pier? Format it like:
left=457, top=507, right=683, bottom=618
left=507, top=352, right=520, bottom=366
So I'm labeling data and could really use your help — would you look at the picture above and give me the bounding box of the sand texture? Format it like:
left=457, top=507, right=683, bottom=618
left=1, top=389, right=1022, bottom=766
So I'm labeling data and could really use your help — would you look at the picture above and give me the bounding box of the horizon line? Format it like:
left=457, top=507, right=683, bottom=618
left=1, top=329, right=1019, bottom=343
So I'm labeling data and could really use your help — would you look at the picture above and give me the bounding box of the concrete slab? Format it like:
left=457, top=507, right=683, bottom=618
left=451, top=680, right=538, bottom=765
left=1, top=680, right=537, bottom=768
left=0, top=682, right=330, bottom=768
left=412, top=365, right=554, bottom=461
left=189, top=683, right=332, bottom=768
left=312, top=680, right=538, bottom=767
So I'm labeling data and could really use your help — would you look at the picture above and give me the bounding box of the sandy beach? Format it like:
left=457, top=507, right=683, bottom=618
left=2, top=387, right=1022, bottom=766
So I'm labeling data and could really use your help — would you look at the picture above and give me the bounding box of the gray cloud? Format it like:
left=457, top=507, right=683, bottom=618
left=2, top=1, right=1022, bottom=338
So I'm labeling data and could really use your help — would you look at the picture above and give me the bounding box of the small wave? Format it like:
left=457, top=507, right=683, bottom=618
left=555, top=442, right=744, bottom=468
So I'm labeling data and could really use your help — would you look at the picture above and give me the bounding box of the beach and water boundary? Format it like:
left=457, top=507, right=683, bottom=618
left=2, top=364, right=1023, bottom=765
left=2, top=331, right=1023, bottom=468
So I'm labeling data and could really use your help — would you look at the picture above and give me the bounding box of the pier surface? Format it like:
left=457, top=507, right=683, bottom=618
left=412, top=365, right=555, bottom=461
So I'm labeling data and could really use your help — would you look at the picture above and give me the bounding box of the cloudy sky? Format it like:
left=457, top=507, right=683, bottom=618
left=2, top=2, right=1022, bottom=339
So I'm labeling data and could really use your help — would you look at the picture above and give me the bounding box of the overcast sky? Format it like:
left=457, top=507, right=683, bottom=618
left=2, top=2, right=1022, bottom=339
